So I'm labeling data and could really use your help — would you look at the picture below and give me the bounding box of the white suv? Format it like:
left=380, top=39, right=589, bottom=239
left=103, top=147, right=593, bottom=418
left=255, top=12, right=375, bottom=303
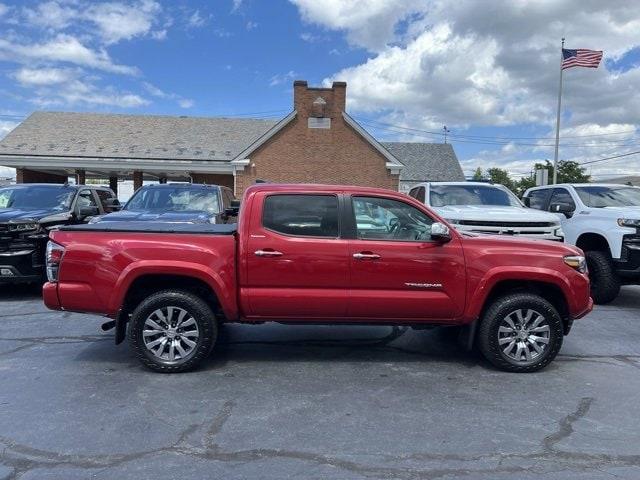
left=523, top=183, right=640, bottom=304
left=408, top=182, right=564, bottom=241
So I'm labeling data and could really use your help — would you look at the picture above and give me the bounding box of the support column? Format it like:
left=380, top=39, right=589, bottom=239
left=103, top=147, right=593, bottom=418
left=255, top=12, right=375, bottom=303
left=109, top=176, right=118, bottom=196
left=75, top=169, right=86, bottom=185
left=133, top=171, right=143, bottom=191
left=16, top=168, right=68, bottom=184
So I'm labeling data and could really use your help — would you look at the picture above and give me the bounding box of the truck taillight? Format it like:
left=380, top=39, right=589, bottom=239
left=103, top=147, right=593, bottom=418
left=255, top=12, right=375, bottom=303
left=46, top=241, right=65, bottom=283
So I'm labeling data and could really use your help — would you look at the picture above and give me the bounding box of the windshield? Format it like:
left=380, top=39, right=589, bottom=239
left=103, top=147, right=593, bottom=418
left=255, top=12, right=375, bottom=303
left=430, top=184, right=522, bottom=207
left=574, top=186, right=640, bottom=208
left=125, top=187, right=221, bottom=213
left=0, top=186, right=75, bottom=210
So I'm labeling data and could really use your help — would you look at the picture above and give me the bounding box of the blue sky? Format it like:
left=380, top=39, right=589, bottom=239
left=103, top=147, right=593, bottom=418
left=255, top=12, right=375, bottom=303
left=1, top=0, right=640, bottom=181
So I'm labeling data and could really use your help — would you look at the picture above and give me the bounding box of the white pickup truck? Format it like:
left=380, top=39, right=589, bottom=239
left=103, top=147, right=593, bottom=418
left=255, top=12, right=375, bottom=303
left=408, top=182, right=564, bottom=241
left=523, top=183, right=640, bottom=304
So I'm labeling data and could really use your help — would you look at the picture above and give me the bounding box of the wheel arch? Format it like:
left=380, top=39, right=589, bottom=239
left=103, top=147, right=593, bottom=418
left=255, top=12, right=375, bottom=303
left=576, top=232, right=611, bottom=255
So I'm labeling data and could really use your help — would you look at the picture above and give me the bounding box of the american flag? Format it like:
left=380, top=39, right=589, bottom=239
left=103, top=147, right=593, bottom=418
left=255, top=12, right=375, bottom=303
left=561, top=48, right=603, bottom=70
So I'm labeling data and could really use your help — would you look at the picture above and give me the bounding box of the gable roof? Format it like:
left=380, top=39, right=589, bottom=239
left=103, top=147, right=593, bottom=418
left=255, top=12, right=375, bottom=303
left=381, top=142, right=464, bottom=182
left=0, top=111, right=277, bottom=162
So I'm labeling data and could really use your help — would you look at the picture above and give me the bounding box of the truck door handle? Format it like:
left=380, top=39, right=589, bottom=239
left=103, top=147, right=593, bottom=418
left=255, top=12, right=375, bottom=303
left=254, top=249, right=283, bottom=257
left=353, top=252, right=381, bottom=260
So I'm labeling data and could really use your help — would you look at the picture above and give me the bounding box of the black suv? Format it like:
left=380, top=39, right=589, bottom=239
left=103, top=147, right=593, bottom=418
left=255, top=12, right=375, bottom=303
left=0, top=183, right=119, bottom=284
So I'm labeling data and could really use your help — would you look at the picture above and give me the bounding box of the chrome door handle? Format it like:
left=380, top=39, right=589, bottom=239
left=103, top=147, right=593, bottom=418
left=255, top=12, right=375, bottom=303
left=254, top=249, right=283, bottom=257
left=353, top=252, right=381, bottom=260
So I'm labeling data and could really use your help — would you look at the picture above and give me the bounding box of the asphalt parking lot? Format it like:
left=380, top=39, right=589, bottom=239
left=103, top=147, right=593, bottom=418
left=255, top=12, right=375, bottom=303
left=0, top=286, right=639, bottom=479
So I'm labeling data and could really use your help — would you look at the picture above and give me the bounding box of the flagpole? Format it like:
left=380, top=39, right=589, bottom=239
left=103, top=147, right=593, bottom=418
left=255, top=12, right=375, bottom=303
left=552, top=37, right=565, bottom=184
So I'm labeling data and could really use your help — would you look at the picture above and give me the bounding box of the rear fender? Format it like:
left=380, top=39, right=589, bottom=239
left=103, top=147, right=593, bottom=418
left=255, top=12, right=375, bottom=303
left=109, top=260, right=238, bottom=321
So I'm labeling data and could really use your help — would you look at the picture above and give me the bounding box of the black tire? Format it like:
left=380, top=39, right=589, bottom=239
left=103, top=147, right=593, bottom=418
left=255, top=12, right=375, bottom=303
left=478, top=293, right=564, bottom=373
left=585, top=250, right=620, bottom=304
left=129, top=290, right=217, bottom=373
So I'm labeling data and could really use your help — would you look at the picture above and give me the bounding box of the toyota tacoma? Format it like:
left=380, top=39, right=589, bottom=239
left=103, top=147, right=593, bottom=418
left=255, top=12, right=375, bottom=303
left=43, top=184, right=592, bottom=373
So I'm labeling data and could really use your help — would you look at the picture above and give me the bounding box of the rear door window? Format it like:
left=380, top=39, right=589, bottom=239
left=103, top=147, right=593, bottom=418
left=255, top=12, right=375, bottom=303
left=263, top=194, right=339, bottom=238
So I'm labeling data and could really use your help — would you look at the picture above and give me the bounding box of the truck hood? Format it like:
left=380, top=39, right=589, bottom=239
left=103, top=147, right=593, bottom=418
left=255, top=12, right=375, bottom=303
left=583, top=206, right=640, bottom=218
left=460, top=231, right=582, bottom=255
left=0, top=208, right=64, bottom=223
left=96, top=210, right=213, bottom=224
left=433, top=205, right=560, bottom=223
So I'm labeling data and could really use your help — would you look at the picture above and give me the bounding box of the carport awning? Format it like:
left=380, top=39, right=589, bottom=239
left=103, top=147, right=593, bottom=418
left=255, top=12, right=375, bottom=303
left=0, top=154, right=236, bottom=178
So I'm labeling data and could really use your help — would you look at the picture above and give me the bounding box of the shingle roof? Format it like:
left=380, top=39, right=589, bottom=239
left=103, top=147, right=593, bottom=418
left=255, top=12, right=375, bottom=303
left=381, top=142, right=464, bottom=182
left=0, top=111, right=278, bottom=161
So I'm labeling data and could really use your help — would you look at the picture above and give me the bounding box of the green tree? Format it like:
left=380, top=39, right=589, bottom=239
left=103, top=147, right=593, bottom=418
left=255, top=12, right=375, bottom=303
left=472, top=167, right=484, bottom=181
left=515, top=175, right=536, bottom=197
left=533, top=160, right=590, bottom=184
left=486, top=167, right=516, bottom=192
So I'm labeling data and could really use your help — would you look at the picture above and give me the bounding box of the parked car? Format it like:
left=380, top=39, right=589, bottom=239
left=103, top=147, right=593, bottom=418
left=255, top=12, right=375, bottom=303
left=408, top=182, right=564, bottom=241
left=92, top=183, right=236, bottom=224
left=523, top=183, right=640, bottom=304
left=43, top=183, right=592, bottom=373
left=0, top=183, right=118, bottom=284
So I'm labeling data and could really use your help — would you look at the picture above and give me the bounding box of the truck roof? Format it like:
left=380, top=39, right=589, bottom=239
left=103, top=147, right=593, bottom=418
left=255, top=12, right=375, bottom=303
left=245, top=183, right=407, bottom=196
left=526, top=183, right=638, bottom=190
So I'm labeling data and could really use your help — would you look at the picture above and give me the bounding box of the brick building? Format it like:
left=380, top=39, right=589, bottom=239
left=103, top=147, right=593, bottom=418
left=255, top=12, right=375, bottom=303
left=0, top=80, right=463, bottom=196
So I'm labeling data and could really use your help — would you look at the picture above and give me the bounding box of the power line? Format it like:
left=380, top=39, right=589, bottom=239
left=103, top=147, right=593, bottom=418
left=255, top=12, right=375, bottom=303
left=357, top=119, right=640, bottom=148
left=355, top=116, right=638, bottom=141
left=578, top=150, right=640, bottom=166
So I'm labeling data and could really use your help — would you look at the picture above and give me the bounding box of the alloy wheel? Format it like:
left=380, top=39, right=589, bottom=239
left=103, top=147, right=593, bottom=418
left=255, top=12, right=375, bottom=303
left=497, top=308, right=550, bottom=364
left=142, top=306, right=200, bottom=362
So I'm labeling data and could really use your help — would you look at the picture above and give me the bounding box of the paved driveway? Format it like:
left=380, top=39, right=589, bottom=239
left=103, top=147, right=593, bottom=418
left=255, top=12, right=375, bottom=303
left=1, top=285, right=639, bottom=479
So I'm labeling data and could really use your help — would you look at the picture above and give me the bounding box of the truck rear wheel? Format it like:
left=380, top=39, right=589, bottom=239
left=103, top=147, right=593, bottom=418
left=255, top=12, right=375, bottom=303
left=129, top=290, right=217, bottom=373
left=478, top=293, right=563, bottom=373
left=585, top=250, right=620, bottom=304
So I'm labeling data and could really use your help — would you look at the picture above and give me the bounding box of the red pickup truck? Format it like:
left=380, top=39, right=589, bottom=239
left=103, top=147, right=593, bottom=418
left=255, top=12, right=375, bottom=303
left=43, top=184, right=592, bottom=373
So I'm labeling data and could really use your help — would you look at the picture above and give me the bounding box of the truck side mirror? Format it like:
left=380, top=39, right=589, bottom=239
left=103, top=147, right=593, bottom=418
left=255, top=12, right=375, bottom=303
left=104, top=198, right=122, bottom=211
left=78, top=205, right=100, bottom=220
left=223, top=200, right=240, bottom=219
left=431, top=222, right=452, bottom=243
left=550, top=203, right=574, bottom=218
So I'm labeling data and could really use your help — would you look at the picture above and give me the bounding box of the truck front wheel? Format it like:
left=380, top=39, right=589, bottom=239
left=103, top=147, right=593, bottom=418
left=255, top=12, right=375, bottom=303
left=478, top=293, right=564, bottom=373
left=129, top=290, right=217, bottom=373
left=585, top=250, right=620, bottom=304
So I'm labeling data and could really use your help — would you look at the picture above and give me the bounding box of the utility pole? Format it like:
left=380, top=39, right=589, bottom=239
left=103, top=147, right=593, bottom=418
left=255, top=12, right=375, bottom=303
left=443, top=125, right=450, bottom=144
left=552, top=37, right=565, bottom=184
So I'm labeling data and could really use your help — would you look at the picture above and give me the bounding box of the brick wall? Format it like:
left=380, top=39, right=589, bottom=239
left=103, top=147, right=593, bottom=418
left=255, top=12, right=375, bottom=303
left=235, top=81, right=399, bottom=195
left=190, top=173, right=234, bottom=190
left=16, top=168, right=68, bottom=184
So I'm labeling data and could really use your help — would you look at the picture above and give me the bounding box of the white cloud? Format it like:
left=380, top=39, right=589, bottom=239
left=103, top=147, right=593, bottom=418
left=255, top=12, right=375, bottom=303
left=13, top=67, right=75, bottom=86
left=0, top=34, right=137, bottom=75
left=31, top=79, right=149, bottom=108
left=142, top=81, right=193, bottom=108
left=0, top=3, right=8, bottom=18
left=308, top=1, right=640, bottom=138
left=85, top=0, right=162, bottom=44
left=246, top=21, right=258, bottom=30
left=291, top=0, right=425, bottom=51
left=178, top=99, right=194, bottom=108
left=20, top=0, right=164, bottom=45
left=231, top=0, right=242, bottom=12
left=269, top=70, right=297, bottom=87
left=187, top=9, right=209, bottom=28
left=0, top=120, right=18, bottom=140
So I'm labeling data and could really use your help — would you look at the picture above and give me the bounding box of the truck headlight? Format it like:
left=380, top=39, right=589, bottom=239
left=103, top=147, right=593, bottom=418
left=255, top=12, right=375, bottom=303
left=8, top=222, right=39, bottom=232
left=618, top=218, right=640, bottom=228
left=564, top=255, right=587, bottom=274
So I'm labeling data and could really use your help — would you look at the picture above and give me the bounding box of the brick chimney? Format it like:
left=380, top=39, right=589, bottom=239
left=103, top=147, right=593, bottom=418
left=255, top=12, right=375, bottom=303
left=293, top=80, right=347, bottom=120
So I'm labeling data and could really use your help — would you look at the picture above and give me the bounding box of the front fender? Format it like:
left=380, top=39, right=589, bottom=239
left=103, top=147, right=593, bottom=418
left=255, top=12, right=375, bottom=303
left=463, top=266, right=574, bottom=321
left=108, top=260, right=238, bottom=321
